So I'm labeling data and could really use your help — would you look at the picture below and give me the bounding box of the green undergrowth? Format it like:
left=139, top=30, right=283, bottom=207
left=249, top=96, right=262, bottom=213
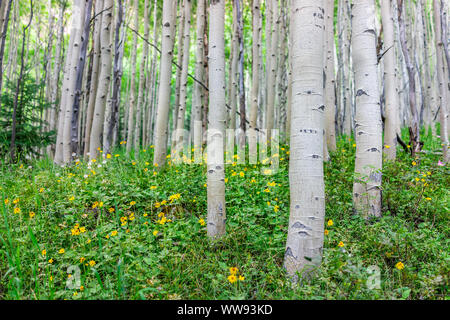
left=0, top=131, right=448, bottom=300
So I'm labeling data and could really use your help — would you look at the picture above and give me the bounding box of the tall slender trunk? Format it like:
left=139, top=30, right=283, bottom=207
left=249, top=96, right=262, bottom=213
left=0, top=0, right=12, bottom=113
left=265, top=0, right=279, bottom=141
left=236, top=0, right=246, bottom=148
left=207, top=0, right=226, bottom=239
left=172, top=0, right=185, bottom=133
left=62, top=0, right=87, bottom=164
left=126, top=0, right=139, bottom=154
left=352, top=0, right=382, bottom=217
left=10, top=0, right=33, bottom=162
left=88, top=0, right=113, bottom=160
left=153, top=0, right=176, bottom=168
left=70, top=0, right=93, bottom=160
left=381, top=0, right=400, bottom=160
left=134, top=0, right=150, bottom=158
left=47, top=3, right=65, bottom=158
left=83, top=0, right=103, bottom=157
left=192, top=0, right=206, bottom=157
left=249, top=0, right=261, bottom=159
left=433, top=0, right=449, bottom=162
left=173, top=0, right=192, bottom=160
left=397, top=0, right=422, bottom=157
left=284, top=0, right=325, bottom=279
left=104, top=0, right=124, bottom=155
left=324, top=0, right=336, bottom=152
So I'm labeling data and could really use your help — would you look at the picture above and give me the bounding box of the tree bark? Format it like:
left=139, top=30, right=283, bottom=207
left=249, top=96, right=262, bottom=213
left=207, top=0, right=226, bottom=239
left=249, top=0, right=261, bottom=160
left=433, top=0, right=449, bottom=162
left=153, top=0, right=176, bottom=168
left=381, top=0, right=400, bottom=160
left=324, top=0, right=336, bottom=152
left=88, top=0, right=113, bottom=160
left=352, top=0, right=382, bottom=217
left=284, top=0, right=325, bottom=279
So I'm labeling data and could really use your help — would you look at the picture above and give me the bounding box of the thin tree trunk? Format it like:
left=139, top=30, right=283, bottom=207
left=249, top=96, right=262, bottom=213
left=153, top=0, right=176, bottom=168
left=397, top=0, right=422, bottom=157
left=352, top=0, right=382, bottom=217
left=324, top=0, right=336, bottom=152
left=0, top=0, right=12, bottom=113
left=88, top=0, right=113, bottom=160
left=104, top=0, right=124, bottom=155
left=382, top=0, right=400, bottom=160
left=126, top=0, right=139, bottom=154
left=10, top=0, right=32, bottom=162
left=173, top=0, right=192, bottom=160
left=70, top=0, right=93, bottom=160
left=192, top=0, right=205, bottom=157
left=134, top=0, right=151, bottom=158
left=249, top=0, right=261, bottom=159
left=207, top=0, right=226, bottom=239
left=433, top=0, right=449, bottom=162
left=83, top=0, right=103, bottom=157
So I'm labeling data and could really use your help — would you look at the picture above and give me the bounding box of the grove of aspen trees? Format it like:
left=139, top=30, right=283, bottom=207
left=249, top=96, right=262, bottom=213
left=0, top=0, right=448, bottom=300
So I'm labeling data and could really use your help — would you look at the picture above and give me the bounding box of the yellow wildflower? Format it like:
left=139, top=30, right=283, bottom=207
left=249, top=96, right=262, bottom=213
left=227, top=275, right=237, bottom=284
left=395, top=261, right=404, bottom=270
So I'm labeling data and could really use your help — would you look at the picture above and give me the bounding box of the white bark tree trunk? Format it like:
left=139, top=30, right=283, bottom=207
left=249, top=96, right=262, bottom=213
left=284, top=0, right=326, bottom=279
left=352, top=0, right=382, bottom=217
left=88, top=0, right=113, bottom=160
left=207, top=0, right=226, bottom=239
left=381, top=0, right=400, bottom=160
left=153, top=0, right=176, bottom=168
left=324, top=0, right=336, bottom=152
left=249, top=0, right=261, bottom=161
left=433, top=0, right=450, bottom=162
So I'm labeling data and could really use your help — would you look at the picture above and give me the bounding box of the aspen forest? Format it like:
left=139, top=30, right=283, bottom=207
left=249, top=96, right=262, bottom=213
left=0, top=0, right=449, bottom=301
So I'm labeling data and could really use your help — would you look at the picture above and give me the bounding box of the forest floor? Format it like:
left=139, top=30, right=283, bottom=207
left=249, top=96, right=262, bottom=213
left=0, top=130, right=448, bottom=300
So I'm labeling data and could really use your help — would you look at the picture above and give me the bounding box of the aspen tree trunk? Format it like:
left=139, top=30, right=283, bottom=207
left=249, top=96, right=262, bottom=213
left=126, top=0, right=139, bottom=154
left=172, top=0, right=185, bottom=133
left=62, top=0, right=87, bottom=164
left=0, top=0, right=12, bottom=113
left=228, top=1, right=238, bottom=131
left=153, top=0, right=176, bottom=168
left=105, top=0, right=124, bottom=155
left=147, top=0, right=159, bottom=146
left=207, top=0, right=226, bottom=239
left=174, top=0, right=192, bottom=158
left=236, top=0, right=246, bottom=148
left=70, top=0, right=93, bottom=160
left=192, top=0, right=206, bottom=155
left=202, top=6, right=210, bottom=144
left=10, top=0, right=33, bottom=162
left=284, top=0, right=326, bottom=279
left=397, top=0, right=422, bottom=157
left=433, top=0, right=449, bottom=162
left=275, top=2, right=287, bottom=138
left=249, top=0, right=261, bottom=159
left=420, top=0, right=434, bottom=135
left=265, top=0, right=279, bottom=141
left=352, top=0, right=382, bottom=217
left=54, top=0, right=83, bottom=165
left=324, top=0, right=336, bottom=152
left=134, top=0, right=150, bottom=158
left=47, top=3, right=65, bottom=158
left=381, top=0, right=399, bottom=160
left=83, top=0, right=103, bottom=157
left=89, top=0, right=113, bottom=160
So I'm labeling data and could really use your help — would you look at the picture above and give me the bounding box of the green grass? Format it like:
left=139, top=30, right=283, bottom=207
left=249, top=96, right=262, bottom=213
left=0, top=131, right=448, bottom=300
